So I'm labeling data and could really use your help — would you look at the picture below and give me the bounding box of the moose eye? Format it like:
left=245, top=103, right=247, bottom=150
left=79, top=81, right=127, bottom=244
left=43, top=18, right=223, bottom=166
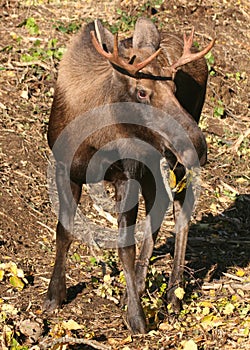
left=137, top=89, right=147, bottom=99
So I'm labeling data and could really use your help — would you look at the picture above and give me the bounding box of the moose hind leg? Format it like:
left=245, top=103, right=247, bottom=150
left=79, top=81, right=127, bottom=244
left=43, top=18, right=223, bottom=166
left=167, top=173, right=194, bottom=312
left=44, top=161, right=82, bottom=311
left=115, top=177, right=146, bottom=334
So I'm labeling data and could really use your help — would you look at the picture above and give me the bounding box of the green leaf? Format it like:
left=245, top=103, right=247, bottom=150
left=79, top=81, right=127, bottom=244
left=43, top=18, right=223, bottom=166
left=25, top=17, right=40, bottom=35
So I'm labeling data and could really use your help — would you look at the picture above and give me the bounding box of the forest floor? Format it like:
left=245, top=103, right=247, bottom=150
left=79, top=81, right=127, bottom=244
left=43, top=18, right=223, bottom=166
left=0, top=0, right=250, bottom=349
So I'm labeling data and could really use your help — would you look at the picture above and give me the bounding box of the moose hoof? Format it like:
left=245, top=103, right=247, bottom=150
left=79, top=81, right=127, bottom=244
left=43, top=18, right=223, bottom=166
left=127, top=315, right=147, bottom=334
left=43, top=297, right=60, bottom=312
left=126, top=306, right=147, bottom=334
left=43, top=285, right=67, bottom=312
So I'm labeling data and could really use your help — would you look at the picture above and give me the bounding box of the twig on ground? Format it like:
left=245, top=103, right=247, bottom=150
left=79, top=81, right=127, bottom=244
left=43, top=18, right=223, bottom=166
left=230, top=128, right=250, bottom=152
left=41, top=336, right=112, bottom=350
left=202, top=282, right=250, bottom=291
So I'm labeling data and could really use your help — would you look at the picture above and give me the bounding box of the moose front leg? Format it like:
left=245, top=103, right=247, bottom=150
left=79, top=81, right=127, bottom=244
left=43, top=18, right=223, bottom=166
left=44, top=162, right=82, bottom=311
left=114, top=177, right=147, bottom=334
left=167, top=183, right=194, bottom=312
left=135, top=166, right=169, bottom=297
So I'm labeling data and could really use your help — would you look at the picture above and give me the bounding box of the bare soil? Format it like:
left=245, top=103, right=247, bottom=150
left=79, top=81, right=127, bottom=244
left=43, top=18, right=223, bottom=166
left=0, top=1, right=249, bottom=349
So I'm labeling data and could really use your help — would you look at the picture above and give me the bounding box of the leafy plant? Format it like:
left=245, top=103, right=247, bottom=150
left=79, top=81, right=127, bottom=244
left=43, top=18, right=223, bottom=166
left=205, top=51, right=215, bottom=76
left=21, top=38, right=65, bottom=63
left=0, top=262, right=28, bottom=291
left=18, top=17, right=40, bottom=35
left=213, top=100, right=225, bottom=118
left=108, top=0, right=164, bottom=34
left=53, top=21, right=81, bottom=34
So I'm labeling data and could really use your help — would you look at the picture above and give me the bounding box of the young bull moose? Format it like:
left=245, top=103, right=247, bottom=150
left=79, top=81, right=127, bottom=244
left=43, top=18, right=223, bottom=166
left=44, top=18, right=215, bottom=334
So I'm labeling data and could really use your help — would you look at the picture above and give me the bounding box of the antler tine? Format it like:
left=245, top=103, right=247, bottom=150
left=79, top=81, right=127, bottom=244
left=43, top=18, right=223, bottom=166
left=90, top=30, right=161, bottom=77
left=170, top=27, right=216, bottom=73
left=135, top=48, right=162, bottom=72
left=113, top=33, right=119, bottom=59
left=90, top=31, right=113, bottom=60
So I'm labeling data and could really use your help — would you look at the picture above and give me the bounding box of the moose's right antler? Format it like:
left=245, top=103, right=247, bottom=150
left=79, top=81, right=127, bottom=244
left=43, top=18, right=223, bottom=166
left=90, top=31, right=161, bottom=77
left=169, top=27, right=216, bottom=74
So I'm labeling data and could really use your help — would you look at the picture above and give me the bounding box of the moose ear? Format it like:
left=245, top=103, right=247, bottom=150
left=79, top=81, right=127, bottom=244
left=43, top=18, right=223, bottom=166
left=133, top=18, right=160, bottom=50
left=93, top=19, right=114, bottom=52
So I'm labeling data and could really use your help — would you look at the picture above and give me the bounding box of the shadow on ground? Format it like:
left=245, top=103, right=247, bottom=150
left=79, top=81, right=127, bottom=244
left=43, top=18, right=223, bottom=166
left=155, top=194, right=250, bottom=292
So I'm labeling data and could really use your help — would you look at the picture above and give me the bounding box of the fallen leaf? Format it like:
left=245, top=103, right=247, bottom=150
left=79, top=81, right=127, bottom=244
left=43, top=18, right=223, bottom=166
left=19, top=319, right=42, bottom=342
left=62, top=319, right=83, bottom=330
left=223, top=302, right=235, bottom=315
left=9, top=262, right=18, bottom=276
left=20, top=89, right=29, bottom=99
left=0, top=269, right=4, bottom=281
left=236, top=269, right=245, bottom=277
left=199, top=301, right=214, bottom=308
left=159, top=322, right=172, bottom=331
left=181, top=339, right=197, bottom=350
left=2, top=325, right=14, bottom=349
left=1, top=303, right=19, bottom=315
left=169, top=170, right=176, bottom=188
left=174, top=287, right=185, bottom=300
left=62, top=320, right=82, bottom=331
left=120, top=335, right=132, bottom=344
left=202, top=306, right=210, bottom=315
left=201, top=314, right=224, bottom=329
left=9, top=275, right=25, bottom=290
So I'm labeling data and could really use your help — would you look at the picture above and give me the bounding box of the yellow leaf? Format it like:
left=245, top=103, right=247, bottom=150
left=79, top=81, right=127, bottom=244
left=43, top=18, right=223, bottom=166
left=202, top=306, right=210, bottom=315
left=169, top=170, right=176, bottom=189
left=201, top=315, right=224, bottom=329
left=223, top=302, right=235, bottom=315
left=199, top=301, right=213, bottom=308
left=236, top=269, right=245, bottom=277
left=10, top=32, right=18, bottom=40
left=176, top=176, right=187, bottom=193
left=0, top=270, right=4, bottom=281
left=103, top=274, right=111, bottom=283
left=2, top=325, right=14, bottom=347
left=231, top=294, right=238, bottom=302
left=174, top=287, right=185, bottom=300
left=9, top=275, right=24, bottom=290
left=85, top=331, right=95, bottom=339
left=181, top=339, right=198, bottom=350
left=120, top=335, right=132, bottom=344
left=243, top=327, right=249, bottom=336
left=62, top=319, right=83, bottom=330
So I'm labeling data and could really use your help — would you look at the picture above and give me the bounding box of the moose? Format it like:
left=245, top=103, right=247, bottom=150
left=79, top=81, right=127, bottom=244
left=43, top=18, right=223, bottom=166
left=44, top=17, right=215, bottom=334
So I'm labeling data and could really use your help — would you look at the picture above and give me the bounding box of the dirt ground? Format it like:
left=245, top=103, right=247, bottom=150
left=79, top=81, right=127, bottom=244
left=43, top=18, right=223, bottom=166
left=0, top=1, right=250, bottom=349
